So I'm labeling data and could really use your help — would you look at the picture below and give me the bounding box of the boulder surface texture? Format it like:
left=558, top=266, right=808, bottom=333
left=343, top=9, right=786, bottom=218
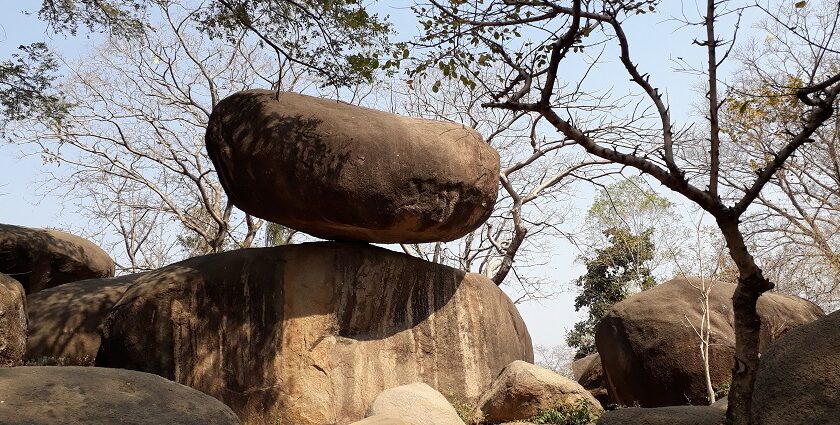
left=25, top=275, right=135, bottom=365
left=350, top=416, right=410, bottom=425
left=471, top=360, right=603, bottom=423
left=0, top=273, right=26, bottom=366
left=0, top=224, right=115, bottom=293
left=205, top=89, right=500, bottom=243
left=751, top=309, right=840, bottom=425
left=366, top=383, right=465, bottom=425
left=595, top=277, right=823, bottom=407
left=0, top=366, right=241, bottom=425
left=97, top=242, right=532, bottom=425
left=597, top=406, right=724, bottom=425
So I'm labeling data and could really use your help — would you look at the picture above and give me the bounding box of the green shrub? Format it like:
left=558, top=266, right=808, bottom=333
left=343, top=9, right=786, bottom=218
left=529, top=399, right=599, bottom=425
left=714, top=382, right=731, bottom=400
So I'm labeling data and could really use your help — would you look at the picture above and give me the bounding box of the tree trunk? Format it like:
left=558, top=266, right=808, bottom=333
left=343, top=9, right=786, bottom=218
left=717, top=217, right=774, bottom=425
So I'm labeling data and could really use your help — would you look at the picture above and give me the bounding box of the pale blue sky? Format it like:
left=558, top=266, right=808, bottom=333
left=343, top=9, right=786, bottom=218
left=0, top=0, right=771, bottom=348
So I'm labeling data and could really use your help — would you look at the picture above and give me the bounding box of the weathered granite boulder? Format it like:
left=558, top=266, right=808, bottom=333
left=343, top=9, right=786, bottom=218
left=0, top=224, right=115, bottom=293
left=366, top=383, right=465, bottom=425
left=0, top=366, right=240, bottom=425
left=205, top=90, right=500, bottom=243
left=0, top=273, right=26, bottom=366
left=97, top=243, right=532, bottom=425
left=572, top=353, right=609, bottom=406
left=471, top=360, right=602, bottom=423
left=597, top=406, right=725, bottom=425
left=25, top=275, right=135, bottom=365
left=751, top=310, right=840, bottom=425
left=596, top=277, right=823, bottom=407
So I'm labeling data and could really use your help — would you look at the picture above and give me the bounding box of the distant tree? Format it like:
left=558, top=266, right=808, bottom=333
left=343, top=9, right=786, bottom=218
left=567, top=227, right=656, bottom=358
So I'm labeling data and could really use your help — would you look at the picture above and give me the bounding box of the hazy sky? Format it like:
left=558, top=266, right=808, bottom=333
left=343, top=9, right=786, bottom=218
left=0, top=0, right=772, bottom=348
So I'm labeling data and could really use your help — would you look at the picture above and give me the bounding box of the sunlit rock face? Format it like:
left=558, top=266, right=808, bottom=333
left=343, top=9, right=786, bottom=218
left=595, top=277, right=824, bottom=407
left=204, top=89, right=500, bottom=244
left=96, top=242, right=533, bottom=425
left=0, top=223, right=115, bottom=294
left=0, top=366, right=241, bottom=425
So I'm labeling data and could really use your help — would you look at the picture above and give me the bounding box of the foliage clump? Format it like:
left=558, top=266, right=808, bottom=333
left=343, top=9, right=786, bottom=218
left=528, top=400, right=600, bottom=425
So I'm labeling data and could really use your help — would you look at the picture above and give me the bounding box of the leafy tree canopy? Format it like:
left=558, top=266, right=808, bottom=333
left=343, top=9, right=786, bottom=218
left=567, top=226, right=656, bottom=358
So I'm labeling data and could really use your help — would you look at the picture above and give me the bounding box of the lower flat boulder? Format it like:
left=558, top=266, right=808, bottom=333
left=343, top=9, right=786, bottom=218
left=0, top=224, right=115, bottom=293
left=0, top=366, right=240, bottom=425
left=97, top=242, right=532, bottom=425
left=366, top=383, right=465, bottom=425
left=597, top=406, right=724, bottom=425
left=25, top=275, right=136, bottom=365
left=471, top=360, right=603, bottom=423
left=595, top=277, right=823, bottom=407
left=0, top=273, right=26, bottom=366
left=751, top=310, right=840, bottom=425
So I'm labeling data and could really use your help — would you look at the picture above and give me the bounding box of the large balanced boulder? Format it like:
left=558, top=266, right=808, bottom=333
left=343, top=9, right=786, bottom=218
left=0, top=273, right=26, bottom=366
left=205, top=90, right=500, bottom=243
left=0, top=366, right=240, bottom=425
left=25, top=274, right=135, bottom=365
left=471, top=360, right=603, bottom=423
left=751, top=310, right=840, bottom=425
left=366, top=383, right=465, bottom=425
left=0, top=224, right=115, bottom=293
left=597, top=406, right=724, bottom=425
left=596, top=277, right=823, bottom=407
left=97, top=242, right=532, bottom=425
left=572, top=353, right=609, bottom=406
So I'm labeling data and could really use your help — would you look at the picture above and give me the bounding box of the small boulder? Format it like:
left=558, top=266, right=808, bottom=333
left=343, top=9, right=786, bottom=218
left=0, top=224, right=115, bottom=293
left=596, top=277, right=823, bottom=407
left=597, top=406, right=724, bottom=425
left=0, top=366, right=241, bottom=424
left=367, top=383, right=465, bottom=425
left=97, top=242, right=532, bottom=425
left=471, top=360, right=603, bottom=423
left=751, top=309, right=840, bottom=425
left=25, top=274, right=135, bottom=365
left=205, top=90, right=500, bottom=243
left=0, top=273, right=26, bottom=366
left=572, top=353, right=609, bottom=406
left=350, top=416, right=410, bottom=425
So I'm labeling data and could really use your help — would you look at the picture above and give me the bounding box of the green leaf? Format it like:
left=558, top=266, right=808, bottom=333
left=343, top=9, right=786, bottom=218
left=795, top=1, right=807, bottom=8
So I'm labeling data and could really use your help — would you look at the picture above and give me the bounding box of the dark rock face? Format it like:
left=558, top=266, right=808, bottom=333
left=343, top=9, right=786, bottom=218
left=597, top=406, right=725, bottom=425
left=25, top=275, right=135, bottom=365
left=0, top=366, right=241, bottom=425
left=97, top=242, right=532, bottom=425
left=0, top=224, right=115, bottom=294
left=0, top=273, right=26, bottom=366
left=751, top=310, right=840, bottom=425
left=572, top=353, right=609, bottom=406
left=595, top=277, right=823, bottom=407
left=205, top=90, right=500, bottom=244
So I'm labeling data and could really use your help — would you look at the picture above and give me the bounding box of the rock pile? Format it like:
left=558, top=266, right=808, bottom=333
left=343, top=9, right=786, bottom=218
left=88, top=90, right=527, bottom=425
left=595, top=277, right=824, bottom=407
left=0, top=224, right=115, bottom=294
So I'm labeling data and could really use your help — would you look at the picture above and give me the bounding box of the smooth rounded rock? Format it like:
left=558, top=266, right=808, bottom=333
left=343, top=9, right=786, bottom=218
left=205, top=90, right=500, bottom=243
left=751, top=310, right=840, bottom=425
left=97, top=242, right=532, bottom=425
left=0, top=366, right=241, bottom=425
left=367, top=383, right=465, bottom=425
left=0, top=273, right=26, bottom=366
left=595, top=277, right=823, bottom=407
left=25, top=275, right=135, bottom=365
left=597, top=406, right=724, bottom=425
left=572, top=353, right=609, bottom=406
left=0, top=224, right=115, bottom=294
